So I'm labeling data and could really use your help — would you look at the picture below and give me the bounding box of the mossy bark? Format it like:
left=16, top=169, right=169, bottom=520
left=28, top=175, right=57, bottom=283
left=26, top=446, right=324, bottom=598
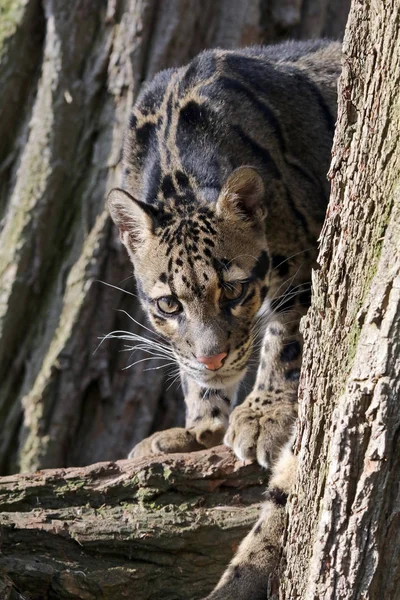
left=0, top=446, right=269, bottom=599
left=0, top=0, right=350, bottom=475
left=280, top=1, right=400, bottom=598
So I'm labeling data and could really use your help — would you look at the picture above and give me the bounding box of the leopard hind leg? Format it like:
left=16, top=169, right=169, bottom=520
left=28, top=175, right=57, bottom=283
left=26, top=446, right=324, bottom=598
left=204, top=434, right=297, bottom=600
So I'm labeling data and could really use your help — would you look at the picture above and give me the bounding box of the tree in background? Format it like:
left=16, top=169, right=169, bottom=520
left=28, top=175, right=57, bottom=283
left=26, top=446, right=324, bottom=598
left=0, top=0, right=350, bottom=474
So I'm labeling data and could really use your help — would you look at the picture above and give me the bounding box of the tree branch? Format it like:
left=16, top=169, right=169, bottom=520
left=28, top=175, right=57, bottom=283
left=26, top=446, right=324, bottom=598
left=0, top=446, right=268, bottom=600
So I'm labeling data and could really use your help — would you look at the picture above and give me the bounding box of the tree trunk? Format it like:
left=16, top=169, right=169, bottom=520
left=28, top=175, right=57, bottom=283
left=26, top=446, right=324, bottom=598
left=0, top=0, right=350, bottom=475
left=0, top=447, right=269, bottom=600
left=280, top=1, right=400, bottom=598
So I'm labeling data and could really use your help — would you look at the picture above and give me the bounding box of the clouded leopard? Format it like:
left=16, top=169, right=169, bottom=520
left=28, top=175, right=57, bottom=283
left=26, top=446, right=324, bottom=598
left=108, top=39, right=341, bottom=599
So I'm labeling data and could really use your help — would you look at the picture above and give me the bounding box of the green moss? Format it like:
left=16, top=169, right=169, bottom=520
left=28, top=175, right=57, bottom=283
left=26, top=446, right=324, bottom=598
left=128, top=474, right=140, bottom=487
left=162, top=465, right=173, bottom=480
left=55, top=480, right=86, bottom=495
left=346, top=320, right=361, bottom=368
left=0, top=0, right=26, bottom=56
left=135, top=486, right=160, bottom=502
left=344, top=195, right=391, bottom=375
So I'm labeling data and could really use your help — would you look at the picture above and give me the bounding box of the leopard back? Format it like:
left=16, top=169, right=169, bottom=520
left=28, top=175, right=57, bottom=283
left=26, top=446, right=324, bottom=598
left=108, top=39, right=341, bottom=389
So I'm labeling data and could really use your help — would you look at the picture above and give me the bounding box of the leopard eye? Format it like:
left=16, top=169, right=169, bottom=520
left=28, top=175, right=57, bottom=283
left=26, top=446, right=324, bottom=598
left=221, top=281, right=247, bottom=303
left=156, top=295, right=182, bottom=315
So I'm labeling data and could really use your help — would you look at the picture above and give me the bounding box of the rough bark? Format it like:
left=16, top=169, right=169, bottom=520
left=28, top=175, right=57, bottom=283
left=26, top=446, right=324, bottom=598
left=0, top=0, right=350, bottom=476
left=0, top=446, right=269, bottom=599
left=280, top=1, right=400, bottom=598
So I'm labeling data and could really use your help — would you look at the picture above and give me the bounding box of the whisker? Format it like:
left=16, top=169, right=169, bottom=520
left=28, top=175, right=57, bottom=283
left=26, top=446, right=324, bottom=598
left=166, top=368, right=181, bottom=381
left=144, top=361, right=177, bottom=372
left=120, top=341, right=174, bottom=355
left=123, top=356, right=173, bottom=370
left=117, top=309, right=164, bottom=338
left=166, top=372, right=182, bottom=391
left=226, top=253, right=259, bottom=265
left=270, top=282, right=311, bottom=302
left=117, top=274, right=136, bottom=285
left=101, top=329, right=173, bottom=353
left=269, top=270, right=304, bottom=304
left=272, top=248, right=313, bottom=273
left=96, top=279, right=138, bottom=298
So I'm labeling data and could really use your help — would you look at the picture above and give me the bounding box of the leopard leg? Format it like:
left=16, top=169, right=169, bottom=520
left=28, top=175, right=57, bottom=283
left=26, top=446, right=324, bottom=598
left=225, top=309, right=304, bottom=468
left=207, top=302, right=306, bottom=597
left=129, top=372, right=236, bottom=458
left=205, top=436, right=297, bottom=600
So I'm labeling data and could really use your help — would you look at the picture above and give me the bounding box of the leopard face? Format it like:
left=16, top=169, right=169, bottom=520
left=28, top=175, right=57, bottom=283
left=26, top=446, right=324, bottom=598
left=109, top=167, right=271, bottom=389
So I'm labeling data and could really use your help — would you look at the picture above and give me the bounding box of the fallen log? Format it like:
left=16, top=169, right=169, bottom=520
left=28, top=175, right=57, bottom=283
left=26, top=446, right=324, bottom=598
left=0, top=446, right=268, bottom=600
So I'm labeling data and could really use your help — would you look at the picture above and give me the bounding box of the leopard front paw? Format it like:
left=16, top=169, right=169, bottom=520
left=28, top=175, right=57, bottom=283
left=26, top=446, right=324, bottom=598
left=128, top=418, right=227, bottom=460
left=224, top=397, right=296, bottom=468
left=189, top=416, right=227, bottom=449
left=128, top=427, right=203, bottom=459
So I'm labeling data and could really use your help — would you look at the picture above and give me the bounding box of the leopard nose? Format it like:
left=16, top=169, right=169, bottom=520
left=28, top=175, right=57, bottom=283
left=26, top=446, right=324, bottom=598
left=197, top=352, right=228, bottom=371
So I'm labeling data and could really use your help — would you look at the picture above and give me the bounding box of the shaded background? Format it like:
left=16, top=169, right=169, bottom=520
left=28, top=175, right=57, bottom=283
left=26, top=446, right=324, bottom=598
left=0, top=0, right=350, bottom=474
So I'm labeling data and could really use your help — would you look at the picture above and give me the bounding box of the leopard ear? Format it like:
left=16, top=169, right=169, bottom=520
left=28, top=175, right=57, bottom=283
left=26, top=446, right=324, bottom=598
left=216, top=166, right=266, bottom=222
left=107, top=188, right=154, bottom=253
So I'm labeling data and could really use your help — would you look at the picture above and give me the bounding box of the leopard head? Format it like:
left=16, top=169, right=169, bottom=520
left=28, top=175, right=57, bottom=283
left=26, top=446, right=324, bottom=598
left=108, top=167, right=271, bottom=389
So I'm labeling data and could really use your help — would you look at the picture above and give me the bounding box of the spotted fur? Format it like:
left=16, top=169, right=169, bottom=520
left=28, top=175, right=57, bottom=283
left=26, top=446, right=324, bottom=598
left=108, top=39, right=341, bottom=599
